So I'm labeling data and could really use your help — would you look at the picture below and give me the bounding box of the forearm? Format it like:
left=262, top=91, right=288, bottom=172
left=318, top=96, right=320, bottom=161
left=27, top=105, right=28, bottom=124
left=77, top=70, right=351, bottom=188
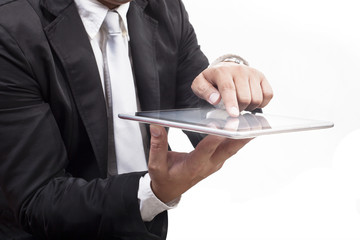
left=21, top=173, right=153, bottom=239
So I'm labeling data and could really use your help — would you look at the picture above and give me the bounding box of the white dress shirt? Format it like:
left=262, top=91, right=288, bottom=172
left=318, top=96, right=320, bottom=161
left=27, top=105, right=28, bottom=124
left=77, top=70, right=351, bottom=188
left=74, top=0, right=179, bottom=222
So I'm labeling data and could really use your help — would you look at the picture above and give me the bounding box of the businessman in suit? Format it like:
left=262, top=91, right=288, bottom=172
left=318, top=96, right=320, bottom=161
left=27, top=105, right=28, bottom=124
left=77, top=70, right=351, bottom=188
left=0, top=0, right=273, bottom=239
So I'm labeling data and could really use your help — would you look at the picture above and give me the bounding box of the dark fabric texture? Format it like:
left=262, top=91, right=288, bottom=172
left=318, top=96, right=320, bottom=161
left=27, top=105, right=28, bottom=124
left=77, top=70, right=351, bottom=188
left=0, top=0, right=209, bottom=239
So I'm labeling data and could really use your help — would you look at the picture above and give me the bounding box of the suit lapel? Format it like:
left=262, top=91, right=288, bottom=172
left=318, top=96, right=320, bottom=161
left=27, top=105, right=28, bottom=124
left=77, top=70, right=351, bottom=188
left=42, top=1, right=108, bottom=176
left=128, top=0, right=160, bottom=111
left=39, top=0, right=159, bottom=175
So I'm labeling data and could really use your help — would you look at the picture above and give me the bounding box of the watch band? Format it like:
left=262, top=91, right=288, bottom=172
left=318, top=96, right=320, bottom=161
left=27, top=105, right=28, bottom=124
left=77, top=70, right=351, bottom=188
left=209, top=54, right=249, bottom=67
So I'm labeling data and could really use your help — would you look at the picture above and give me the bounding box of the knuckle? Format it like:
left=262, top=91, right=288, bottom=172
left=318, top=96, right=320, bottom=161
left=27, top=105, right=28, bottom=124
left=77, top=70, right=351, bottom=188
left=150, top=141, right=164, bottom=152
left=233, top=63, right=246, bottom=72
left=249, top=68, right=265, bottom=82
left=262, top=91, right=273, bottom=104
left=240, top=66, right=252, bottom=76
left=148, top=161, right=165, bottom=174
left=265, top=89, right=274, bottom=100
left=235, top=66, right=249, bottom=77
left=251, top=96, right=263, bottom=106
left=191, top=81, right=196, bottom=91
left=239, top=95, right=252, bottom=106
left=195, top=143, right=215, bottom=157
left=198, top=83, right=210, bottom=95
left=192, top=77, right=210, bottom=97
left=148, top=163, right=158, bottom=172
left=220, top=81, right=235, bottom=92
left=225, top=147, right=239, bottom=157
left=249, top=67, right=259, bottom=75
left=191, top=77, right=200, bottom=92
left=218, top=141, right=240, bottom=157
left=213, top=162, right=224, bottom=173
left=186, top=160, right=205, bottom=179
left=212, top=66, right=228, bottom=78
left=258, top=71, right=266, bottom=80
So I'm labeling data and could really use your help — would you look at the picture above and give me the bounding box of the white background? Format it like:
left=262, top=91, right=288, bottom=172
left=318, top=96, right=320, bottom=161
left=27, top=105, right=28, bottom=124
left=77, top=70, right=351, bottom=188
left=167, top=0, right=360, bottom=239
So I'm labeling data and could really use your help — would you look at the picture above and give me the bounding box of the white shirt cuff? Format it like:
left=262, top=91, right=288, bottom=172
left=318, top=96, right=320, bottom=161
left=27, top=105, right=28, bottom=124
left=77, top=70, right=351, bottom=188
left=138, top=173, right=181, bottom=222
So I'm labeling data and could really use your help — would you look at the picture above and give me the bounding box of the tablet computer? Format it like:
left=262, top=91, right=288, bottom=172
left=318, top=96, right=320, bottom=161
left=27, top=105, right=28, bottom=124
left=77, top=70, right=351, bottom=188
left=118, top=108, right=334, bottom=139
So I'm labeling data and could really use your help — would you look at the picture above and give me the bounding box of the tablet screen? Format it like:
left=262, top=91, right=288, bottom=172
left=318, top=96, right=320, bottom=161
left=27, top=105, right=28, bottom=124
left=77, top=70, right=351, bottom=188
left=118, top=108, right=333, bottom=139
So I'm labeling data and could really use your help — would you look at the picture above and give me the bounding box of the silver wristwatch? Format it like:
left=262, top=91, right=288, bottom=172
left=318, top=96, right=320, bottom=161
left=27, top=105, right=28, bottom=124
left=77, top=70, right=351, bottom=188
left=209, top=54, right=249, bottom=67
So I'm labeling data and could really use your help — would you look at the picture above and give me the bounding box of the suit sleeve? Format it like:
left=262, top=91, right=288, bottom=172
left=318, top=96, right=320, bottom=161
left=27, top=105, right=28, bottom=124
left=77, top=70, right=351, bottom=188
left=0, top=24, right=166, bottom=240
left=175, top=0, right=211, bottom=147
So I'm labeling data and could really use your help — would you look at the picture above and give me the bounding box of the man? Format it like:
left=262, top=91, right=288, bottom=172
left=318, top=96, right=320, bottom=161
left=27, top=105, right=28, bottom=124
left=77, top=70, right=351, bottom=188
left=0, top=0, right=273, bottom=239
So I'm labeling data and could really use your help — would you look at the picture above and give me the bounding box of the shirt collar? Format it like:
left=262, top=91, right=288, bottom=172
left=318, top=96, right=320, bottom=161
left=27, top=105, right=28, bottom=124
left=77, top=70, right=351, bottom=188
left=74, top=0, right=130, bottom=40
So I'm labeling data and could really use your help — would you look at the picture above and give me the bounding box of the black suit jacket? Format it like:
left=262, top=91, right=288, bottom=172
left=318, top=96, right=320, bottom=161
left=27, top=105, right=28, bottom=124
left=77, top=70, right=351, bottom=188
left=0, top=0, right=209, bottom=238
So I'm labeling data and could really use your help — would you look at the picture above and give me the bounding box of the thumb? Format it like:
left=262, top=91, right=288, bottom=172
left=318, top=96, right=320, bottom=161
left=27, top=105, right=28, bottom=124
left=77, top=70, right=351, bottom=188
left=148, top=125, right=168, bottom=175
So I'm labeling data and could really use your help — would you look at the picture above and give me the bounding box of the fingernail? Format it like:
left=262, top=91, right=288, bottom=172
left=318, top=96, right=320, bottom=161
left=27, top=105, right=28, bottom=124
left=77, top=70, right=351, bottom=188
left=209, top=92, right=220, bottom=104
left=150, top=125, right=161, bottom=137
left=229, top=107, right=239, bottom=117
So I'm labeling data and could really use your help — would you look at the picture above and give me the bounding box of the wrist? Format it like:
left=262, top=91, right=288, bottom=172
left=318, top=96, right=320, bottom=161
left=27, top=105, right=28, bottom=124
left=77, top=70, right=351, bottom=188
left=150, top=181, right=178, bottom=204
left=138, top=174, right=181, bottom=222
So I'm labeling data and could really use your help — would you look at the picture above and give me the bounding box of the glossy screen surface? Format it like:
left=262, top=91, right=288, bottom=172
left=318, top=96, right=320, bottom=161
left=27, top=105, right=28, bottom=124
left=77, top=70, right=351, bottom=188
left=118, top=108, right=333, bottom=139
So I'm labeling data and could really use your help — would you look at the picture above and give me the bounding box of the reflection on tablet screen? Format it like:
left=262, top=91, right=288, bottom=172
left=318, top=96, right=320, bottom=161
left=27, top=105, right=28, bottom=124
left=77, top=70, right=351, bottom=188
left=127, top=108, right=333, bottom=138
left=136, top=108, right=271, bottom=132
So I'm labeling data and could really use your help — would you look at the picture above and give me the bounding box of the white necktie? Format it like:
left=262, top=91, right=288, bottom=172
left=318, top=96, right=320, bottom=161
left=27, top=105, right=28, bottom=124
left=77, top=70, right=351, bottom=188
left=103, top=11, right=147, bottom=175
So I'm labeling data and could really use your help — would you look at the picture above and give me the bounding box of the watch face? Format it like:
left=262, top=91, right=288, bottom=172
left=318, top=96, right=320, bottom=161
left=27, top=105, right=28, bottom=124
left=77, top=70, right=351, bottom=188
left=224, top=57, right=242, bottom=64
